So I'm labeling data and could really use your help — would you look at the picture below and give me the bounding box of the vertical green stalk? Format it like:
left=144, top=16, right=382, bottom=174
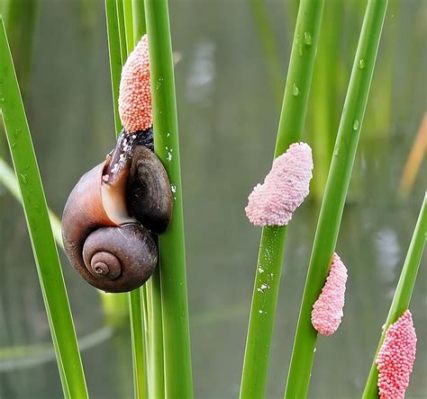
left=105, top=0, right=123, bottom=132
left=122, top=0, right=134, bottom=54
left=0, top=19, right=88, bottom=399
left=3, top=0, right=38, bottom=93
left=239, top=0, right=324, bottom=398
left=249, top=0, right=283, bottom=104
left=149, top=268, right=165, bottom=398
left=144, top=0, right=193, bottom=397
left=284, top=1, right=388, bottom=397
left=362, top=192, right=427, bottom=398
left=310, top=0, right=343, bottom=201
left=105, top=3, right=148, bottom=398
left=129, top=289, right=148, bottom=399
left=129, top=4, right=161, bottom=396
left=116, top=0, right=127, bottom=63
left=132, top=0, right=146, bottom=43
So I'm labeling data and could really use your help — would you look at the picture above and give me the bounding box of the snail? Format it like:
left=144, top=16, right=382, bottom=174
left=62, top=129, right=173, bottom=293
left=62, top=33, right=171, bottom=292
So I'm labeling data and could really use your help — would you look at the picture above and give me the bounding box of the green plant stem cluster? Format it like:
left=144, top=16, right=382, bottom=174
left=285, top=1, right=388, bottom=397
left=240, top=0, right=325, bottom=397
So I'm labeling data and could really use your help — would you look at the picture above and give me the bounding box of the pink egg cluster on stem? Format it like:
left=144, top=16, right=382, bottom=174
left=245, top=142, right=313, bottom=226
left=376, top=310, right=417, bottom=399
left=118, top=34, right=152, bottom=133
left=311, top=253, right=348, bottom=336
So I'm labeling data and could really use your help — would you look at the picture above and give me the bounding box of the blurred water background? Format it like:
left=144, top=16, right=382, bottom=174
left=0, top=0, right=426, bottom=398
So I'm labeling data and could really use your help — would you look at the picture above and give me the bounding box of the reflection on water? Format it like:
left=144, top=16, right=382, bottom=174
left=186, top=40, right=216, bottom=105
left=0, top=0, right=426, bottom=398
left=375, top=228, right=401, bottom=284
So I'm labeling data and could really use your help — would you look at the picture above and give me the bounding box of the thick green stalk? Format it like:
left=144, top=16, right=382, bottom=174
left=122, top=0, right=134, bottom=54
left=362, top=192, right=427, bottom=398
left=132, top=0, right=146, bottom=43
left=284, top=1, right=388, bottom=397
left=0, top=19, right=88, bottom=399
left=144, top=0, right=193, bottom=397
left=239, top=0, right=324, bottom=397
left=310, top=0, right=343, bottom=201
left=105, top=4, right=148, bottom=397
left=3, top=0, right=38, bottom=93
left=127, top=5, right=157, bottom=395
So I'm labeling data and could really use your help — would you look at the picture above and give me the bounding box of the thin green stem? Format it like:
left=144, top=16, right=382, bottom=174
left=239, top=1, right=324, bottom=398
left=145, top=0, right=193, bottom=397
left=105, top=4, right=148, bottom=397
left=129, top=289, right=148, bottom=399
left=132, top=0, right=146, bottom=43
left=0, top=18, right=88, bottom=399
left=105, top=0, right=123, bottom=132
left=284, top=1, right=388, bottom=397
left=362, top=192, right=427, bottom=398
left=149, top=269, right=165, bottom=398
left=3, top=0, right=38, bottom=94
left=116, top=0, right=127, bottom=64
left=123, top=0, right=134, bottom=54
left=249, top=0, right=283, bottom=104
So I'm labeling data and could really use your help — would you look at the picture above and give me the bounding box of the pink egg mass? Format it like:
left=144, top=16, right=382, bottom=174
left=119, top=34, right=152, bottom=133
left=376, top=310, right=417, bottom=399
left=311, top=253, right=348, bottom=336
left=245, top=142, right=313, bottom=226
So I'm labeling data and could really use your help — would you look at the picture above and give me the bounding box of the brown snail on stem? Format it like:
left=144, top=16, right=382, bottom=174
left=62, top=129, right=173, bottom=293
left=62, top=34, right=171, bottom=292
left=62, top=35, right=172, bottom=292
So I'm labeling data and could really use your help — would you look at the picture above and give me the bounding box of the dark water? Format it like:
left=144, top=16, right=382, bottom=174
left=0, top=0, right=426, bottom=398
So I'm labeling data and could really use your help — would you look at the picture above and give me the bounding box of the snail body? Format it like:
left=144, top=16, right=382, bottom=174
left=62, top=130, right=172, bottom=293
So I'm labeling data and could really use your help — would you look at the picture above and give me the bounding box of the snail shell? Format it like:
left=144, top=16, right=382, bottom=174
left=62, top=136, right=172, bottom=293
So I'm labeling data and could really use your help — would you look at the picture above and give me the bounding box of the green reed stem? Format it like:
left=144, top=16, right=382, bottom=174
left=105, top=0, right=123, bottom=132
left=3, top=0, right=38, bottom=94
left=149, top=268, right=165, bottom=398
left=132, top=0, right=146, bottom=43
left=239, top=1, right=324, bottom=398
left=249, top=0, right=283, bottom=104
left=0, top=18, right=88, bottom=399
left=129, top=289, right=148, bottom=399
left=129, top=5, right=157, bottom=395
left=145, top=0, right=193, bottom=397
left=123, top=0, right=134, bottom=54
left=105, top=4, right=149, bottom=397
left=284, top=1, right=388, bottom=397
left=116, top=0, right=127, bottom=63
left=310, top=0, right=342, bottom=201
left=362, top=192, right=427, bottom=398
